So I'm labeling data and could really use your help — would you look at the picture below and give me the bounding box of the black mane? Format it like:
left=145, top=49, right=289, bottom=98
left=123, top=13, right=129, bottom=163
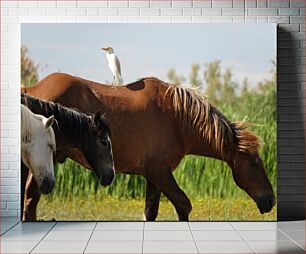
left=21, top=93, right=110, bottom=147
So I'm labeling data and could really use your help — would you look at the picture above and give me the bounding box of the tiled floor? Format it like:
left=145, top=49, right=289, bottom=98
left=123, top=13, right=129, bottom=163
left=0, top=218, right=304, bottom=253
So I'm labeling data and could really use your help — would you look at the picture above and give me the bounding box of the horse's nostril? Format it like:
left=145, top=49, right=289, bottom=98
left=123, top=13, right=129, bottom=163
left=49, top=178, right=55, bottom=189
left=268, top=195, right=276, bottom=209
left=106, top=172, right=115, bottom=184
left=99, top=170, right=115, bottom=186
left=40, top=177, right=55, bottom=194
left=271, top=197, right=275, bottom=206
left=42, top=178, right=49, bottom=187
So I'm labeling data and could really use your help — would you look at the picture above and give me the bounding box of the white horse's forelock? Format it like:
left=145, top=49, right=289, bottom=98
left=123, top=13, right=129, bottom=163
left=21, top=105, right=32, bottom=143
left=21, top=105, right=56, bottom=147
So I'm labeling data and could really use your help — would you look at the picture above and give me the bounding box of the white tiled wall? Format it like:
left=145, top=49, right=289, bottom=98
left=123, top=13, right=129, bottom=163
left=1, top=0, right=305, bottom=219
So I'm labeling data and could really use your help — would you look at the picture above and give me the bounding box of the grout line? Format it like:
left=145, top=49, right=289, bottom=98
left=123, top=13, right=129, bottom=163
left=229, top=222, right=237, bottom=231
left=141, top=222, right=145, bottom=254
left=29, top=221, right=57, bottom=254
left=276, top=227, right=305, bottom=251
left=0, top=220, right=20, bottom=236
left=229, top=221, right=237, bottom=231
left=268, top=221, right=277, bottom=229
left=230, top=222, right=256, bottom=254
left=83, top=222, right=97, bottom=254
left=188, top=221, right=200, bottom=254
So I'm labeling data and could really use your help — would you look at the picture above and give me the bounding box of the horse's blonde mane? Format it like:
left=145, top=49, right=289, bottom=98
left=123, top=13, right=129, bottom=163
left=165, top=84, right=262, bottom=157
left=21, top=105, right=55, bottom=146
left=21, top=105, right=33, bottom=143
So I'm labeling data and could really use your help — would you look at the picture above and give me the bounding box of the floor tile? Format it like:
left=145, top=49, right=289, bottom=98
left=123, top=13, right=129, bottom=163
left=269, top=222, right=277, bottom=229
left=42, top=230, right=92, bottom=242
left=197, top=241, right=253, bottom=253
left=96, top=222, right=143, bottom=231
left=12, top=222, right=55, bottom=231
left=231, top=222, right=276, bottom=231
left=0, top=241, right=37, bottom=253
left=1, top=220, right=303, bottom=254
left=193, top=230, right=243, bottom=241
left=1, top=221, right=20, bottom=229
left=282, top=230, right=305, bottom=249
left=276, top=221, right=305, bottom=231
left=239, top=230, right=291, bottom=241
left=144, top=230, right=193, bottom=241
left=1, top=225, right=15, bottom=235
left=32, top=241, right=87, bottom=253
left=189, top=222, right=234, bottom=231
left=295, top=240, right=305, bottom=250
left=143, top=241, right=198, bottom=253
left=0, top=230, right=48, bottom=242
left=145, top=222, right=189, bottom=231
left=52, top=222, right=96, bottom=231
left=90, top=230, right=143, bottom=241
left=85, top=241, right=143, bottom=253
left=249, top=240, right=304, bottom=253
left=0, top=219, right=20, bottom=234
left=282, top=230, right=305, bottom=241
left=0, top=229, right=8, bottom=235
left=0, top=217, right=20, bottom=224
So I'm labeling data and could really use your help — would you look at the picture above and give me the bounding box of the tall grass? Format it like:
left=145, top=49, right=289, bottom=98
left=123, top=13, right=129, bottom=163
left=44, top=86, right=276, bottom=202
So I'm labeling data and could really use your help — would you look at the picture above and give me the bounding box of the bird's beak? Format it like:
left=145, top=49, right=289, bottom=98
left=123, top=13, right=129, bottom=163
left=101, top=47, right=107, bottom=51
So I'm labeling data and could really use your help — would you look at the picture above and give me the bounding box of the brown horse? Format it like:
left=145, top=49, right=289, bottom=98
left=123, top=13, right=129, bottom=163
left=22, top=73, right=276, bottom=221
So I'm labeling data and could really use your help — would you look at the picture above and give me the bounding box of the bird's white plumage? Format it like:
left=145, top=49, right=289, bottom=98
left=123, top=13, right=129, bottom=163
left=106, top=53, right=121, bottom=80
left=104, top=47, right=122, bottom=85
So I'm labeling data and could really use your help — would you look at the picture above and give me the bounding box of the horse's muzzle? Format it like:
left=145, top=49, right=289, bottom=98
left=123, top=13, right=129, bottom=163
left=39, top=177, right=55, bottom=195
left=99, top=168, right=115, bottom=187
left=256, top=194, right=276, bottom=214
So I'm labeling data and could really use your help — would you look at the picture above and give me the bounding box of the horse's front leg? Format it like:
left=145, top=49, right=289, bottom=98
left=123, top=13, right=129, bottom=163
left=147, top=169, right=192, bottom=221
left=23, top=172, right=41, bottom=221
left=21, top=162, right=29, bottom=220
left=144, top=179, right=161, bottom=221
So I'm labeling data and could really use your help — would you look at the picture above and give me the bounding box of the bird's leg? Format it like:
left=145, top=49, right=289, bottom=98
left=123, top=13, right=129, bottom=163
left=111, top=76, right=117, bottom=89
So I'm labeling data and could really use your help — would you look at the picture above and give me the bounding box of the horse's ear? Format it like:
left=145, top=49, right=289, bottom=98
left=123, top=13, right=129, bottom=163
left=52, top=118, right=59, bottom=131
left=94, top=111, right=102, bottom=125
left=45, top=115, right=54, bottom=130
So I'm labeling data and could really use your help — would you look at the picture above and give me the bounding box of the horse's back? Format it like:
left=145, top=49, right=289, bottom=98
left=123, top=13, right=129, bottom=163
left=87, top=77, right=170, bottom=110
left=32, top=73, right=170, bottom=113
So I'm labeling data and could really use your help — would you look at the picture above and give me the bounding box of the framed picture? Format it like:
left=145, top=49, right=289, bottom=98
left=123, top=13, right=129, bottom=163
left=21, top=23, right=276, bottom=221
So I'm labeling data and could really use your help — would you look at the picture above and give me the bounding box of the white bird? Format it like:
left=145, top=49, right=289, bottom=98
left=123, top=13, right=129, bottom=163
left=101, top=47, right=123, bottom=86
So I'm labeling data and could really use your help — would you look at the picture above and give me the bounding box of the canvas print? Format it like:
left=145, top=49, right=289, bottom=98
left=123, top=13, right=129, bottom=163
left=21, top=24, right=276, bottom=221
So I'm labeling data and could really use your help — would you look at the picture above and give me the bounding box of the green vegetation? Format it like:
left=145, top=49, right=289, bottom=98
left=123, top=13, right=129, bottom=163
left=21, top=46, right=39, bottom=87
left=22, top=50, right=276, bottom=220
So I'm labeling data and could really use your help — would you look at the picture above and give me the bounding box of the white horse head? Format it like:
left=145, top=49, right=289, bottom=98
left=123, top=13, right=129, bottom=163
left=21, top=105, right=56, bottom=194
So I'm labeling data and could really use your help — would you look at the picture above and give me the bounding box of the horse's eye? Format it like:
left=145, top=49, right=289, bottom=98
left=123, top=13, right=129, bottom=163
left=101, top=139, right=108, bottom=146
left=49, top=144, right=54, bottom=151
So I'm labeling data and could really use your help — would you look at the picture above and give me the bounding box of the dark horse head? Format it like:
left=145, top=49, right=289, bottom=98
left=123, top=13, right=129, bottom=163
left=227, top=122, right=276, bottom=214
left=21, top=94, right=115, bottom=187
left=84, top=111, right=115, bottom=186
left=229, top=150, right=276, bottom=214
